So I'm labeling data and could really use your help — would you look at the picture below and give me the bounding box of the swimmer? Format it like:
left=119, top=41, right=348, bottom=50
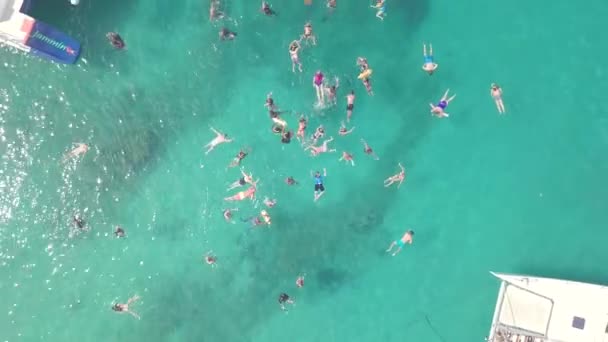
left=301, top=22, right=317, bottom=45
left=223, top=208, right=238, bottom=222
left=225, top=182, right=258, bottom=201
left=242, top=215, right=264, bottom=227
left=339, top=151, right=355, bottom=166
left=346, top=90, right=355, bottom=121
left=228, top=147, right=250, bottom=168
left=265, top=92, right=276, bottom=110
left=313, top=71, right=325, bottom=105
left=204, top=127, right=232, bottom=154
left=285, top=176, right=298, bottom=185
left=327, top=0, right=336, bottom=8
left=311, top=125, right=325, bottom=144
left=361, top=139, right=379, bottom=160
left=111, top=295, right=141, bottom=319
left=106, top=32, right=125, bottom=49
left=384, top=162, right=405, bottom=188
left=311, top=168, right=327, bottom=201
left=263, top=197, right=277, bottom=208
left=422, top=43, right=438, bottom=75
left=296, top=115, right=308, bottom=141
left=386, top=230, right=414, bottom=256
left=338, top=121, right=355, bottom=136
left=324, top=77, right=340, bottom=105
left=261, top=1, right=276, bottom=15
left=209, top=0, right=224, bottom=20
left=227, top=169, right=254, bottom=191
left=430, top=89, right=456, bottom=118
left=289, top=40, right=303, bottom=73
left=114, top=226, right=125, bottom=237
left=278, top=293, right=295, bottom=311
left=260, top=210, right=272, bottom=225
left=371, top=0, right=386, bottom=20
left=64, top=143, right=89, bottom=161
left=362, top=77, right=373, bottom=96
left=296, top=274, right=305, bottom=288
left=204, top=252, right=217, bottom=267
left=305, top=137, right=336, bottom=157
left=219, top=27, right=237, bottom=41
left=357, top=57, right=369, bottom=72
left=73, top=215, right=85, bottom=230
left=490, top=83, right=506, bottom=114
left=281, top=130, right=293, bottom=144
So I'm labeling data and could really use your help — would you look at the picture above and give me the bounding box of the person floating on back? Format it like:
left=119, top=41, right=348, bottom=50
left=386, top=230, right=414, bottom=256
left=422, top=43, right=438, bottom=75
left=370, top=0, right=386, bottom=20
left=490, top=83, right=506, bottom=114
left=384, top=162, right=405, bottom=188
left=430, top=89, right=456, bottom=118
left=311, top=168, right=327, bottom=201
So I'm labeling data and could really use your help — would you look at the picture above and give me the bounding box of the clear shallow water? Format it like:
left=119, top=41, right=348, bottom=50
left=2, top=0, right=608, bottom=341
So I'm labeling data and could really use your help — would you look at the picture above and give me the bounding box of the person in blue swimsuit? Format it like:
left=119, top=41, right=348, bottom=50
left=422, top=43, right=438, bottom=75
left=430, top=89, right=456, bottom=118
left=370, top=0, right=386, bottom=20
left=386, top=230, right=414, bottom=256
left=311, top=168, right=327, bottom=201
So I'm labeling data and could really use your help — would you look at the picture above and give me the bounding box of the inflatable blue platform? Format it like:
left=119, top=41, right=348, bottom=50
left=24, top=20, right=80, bottom=64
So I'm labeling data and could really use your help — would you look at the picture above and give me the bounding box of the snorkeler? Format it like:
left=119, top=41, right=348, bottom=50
left=370, top=0, right=386, bottom=20
left=360, top=139, right=379, bottom=160
left=386, top=230, right=414, bottom=256
left=204, top=127, right=232, bottom=154
left=301, top=22, right=317, bottom=45
left=278, top=293, right=295, bottom=311
left=106, top=32, right=125, bottom=49
left=219, top=27, right=237, bottom=41
left=422, top=43, right=438, bottom=75
left=285, top=176, right=298, bottom=185
left=112, top=295, right=141, bottom=319
left=430, top=89, right=456, bottom=118
left=64, top=143, right=89, bottom=161
left=346, top=90, right=356, bottom=121
left=227, top=169, right=254, bottom=191
left=289, top=40, right=303, bottom=73
left=225, top=182, right=257, bottom=201
left=490, top=83, right=506, bottom=114
left=242, top=215, right=264, bottom=227
left=305, top=137, right=336, bottom=157
left=261, top=1, right=276, bottom=15
left=311, top=168, right=327, bottom=201
left=114, top=226, right=125, bottom=237
left=296, top=115, right=308, bottom=141
left=384, top=162, right=405, bottom=188
left=313, top=71, right=325, bottom=105
left=228, top=148, right=250, bottom=168
left=338, top=121, right=355, bottom=136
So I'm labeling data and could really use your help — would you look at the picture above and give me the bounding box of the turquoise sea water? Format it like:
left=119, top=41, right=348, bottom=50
left=2, top=0, right=608, bottom=341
